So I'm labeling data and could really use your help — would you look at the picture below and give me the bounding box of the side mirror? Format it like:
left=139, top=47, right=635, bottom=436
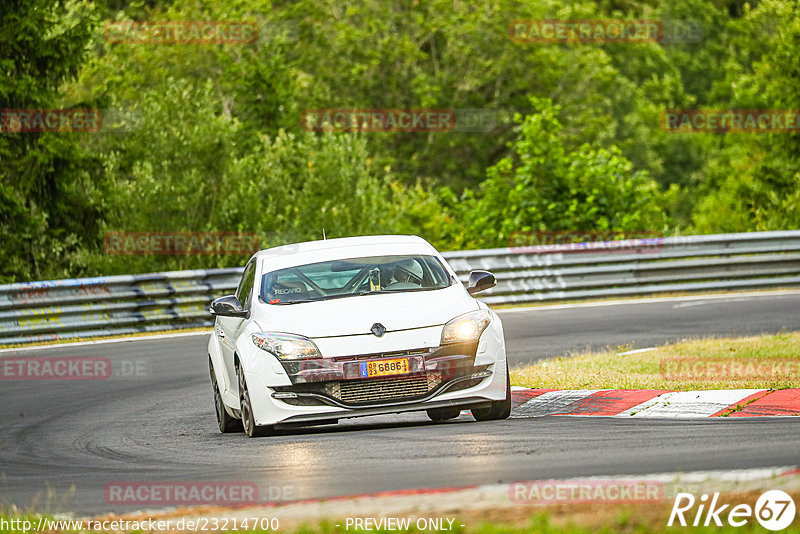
left=209, top=295, right=248, bottom=318
left=467, top=270, right=496, bottom=295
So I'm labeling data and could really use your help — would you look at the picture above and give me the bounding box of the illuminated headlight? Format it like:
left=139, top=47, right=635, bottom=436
left=441, top=310, right=492, bottom=345
left=251, top=333, right=322, bottom=360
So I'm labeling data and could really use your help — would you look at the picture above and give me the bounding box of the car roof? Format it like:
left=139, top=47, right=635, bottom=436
left=255, top=235, right=431, bottom=257
left=254, top=235, right=441, bottom=271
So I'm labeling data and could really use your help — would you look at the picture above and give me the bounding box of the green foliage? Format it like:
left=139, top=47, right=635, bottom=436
left=691, top=0, right=800, bottom=232
left=1, top=0, right=799, bottom=281
left=280, top=0, right=703, bottom=194
left=0, top=0, right=103, bottom=282
left=217, top=130, right=394, bottom=244
left=85, top=77, right=418, bottom=273
left=459, top=98, right=670, bottom=248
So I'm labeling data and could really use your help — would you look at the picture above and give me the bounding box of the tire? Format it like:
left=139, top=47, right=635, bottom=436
left=209, top=358, right=242, bottom=433
left=472, top=362, right=511, bottom=422
left=237, top=364, right=273, bottom=438
left=426, top=407, right=462, bottom=422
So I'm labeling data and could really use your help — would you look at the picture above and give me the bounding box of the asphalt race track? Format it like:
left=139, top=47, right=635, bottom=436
left=1, top=291, right=799, bottom=514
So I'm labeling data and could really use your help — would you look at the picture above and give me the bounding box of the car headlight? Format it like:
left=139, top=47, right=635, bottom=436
left=441, top=310, right=492, bottom=345
left=251, top=333, right=322, bottom=360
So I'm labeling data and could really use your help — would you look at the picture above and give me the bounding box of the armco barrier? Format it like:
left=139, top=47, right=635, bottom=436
left=2, top=231, right=800, bottom=345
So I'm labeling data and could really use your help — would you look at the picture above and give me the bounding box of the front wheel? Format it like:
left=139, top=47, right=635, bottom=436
left=472, top=362, right=511, bottom=422
left=237, top=364, right=273, bottom=438
left=427, top=407, right=462, bottom=422
left=210, top=358, right=242, bottom=433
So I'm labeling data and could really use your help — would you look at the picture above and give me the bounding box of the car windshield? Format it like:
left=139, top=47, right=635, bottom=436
left=260, top=254, right=453, bottom=305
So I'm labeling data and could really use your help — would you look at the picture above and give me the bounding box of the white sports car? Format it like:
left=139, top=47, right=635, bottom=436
left=207, top=235, right=509, bottom=437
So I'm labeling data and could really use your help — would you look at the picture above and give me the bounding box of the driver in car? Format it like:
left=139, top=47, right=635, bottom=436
left=382, top=258, right=424, bottom=288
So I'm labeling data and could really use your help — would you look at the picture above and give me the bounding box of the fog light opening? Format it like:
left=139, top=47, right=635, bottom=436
left=471, top=370, right=492, bottom=379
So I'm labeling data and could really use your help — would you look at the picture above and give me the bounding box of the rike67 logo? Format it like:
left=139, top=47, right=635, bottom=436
left=669, top=490, right=797, bottom=531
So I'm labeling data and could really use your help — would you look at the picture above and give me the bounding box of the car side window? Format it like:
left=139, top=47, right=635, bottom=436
left=236, top=261, right=257, bottom=309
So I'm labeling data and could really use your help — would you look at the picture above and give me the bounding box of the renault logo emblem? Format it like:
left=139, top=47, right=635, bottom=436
left=370, top=323, right=386, bottom=337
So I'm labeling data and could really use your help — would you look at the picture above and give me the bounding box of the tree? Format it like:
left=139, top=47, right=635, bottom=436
left=691, top=0, right=800, bottom=232
left=0, top=0, right=102, bottom=282
left=460, top=97, right=670, bottom=248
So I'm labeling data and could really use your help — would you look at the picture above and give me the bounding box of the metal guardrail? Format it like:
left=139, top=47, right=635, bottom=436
left=2, top=231, right=800, bottom=345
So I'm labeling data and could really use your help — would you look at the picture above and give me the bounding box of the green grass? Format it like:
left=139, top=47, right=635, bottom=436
left=511, top=332, right=800, bottom=390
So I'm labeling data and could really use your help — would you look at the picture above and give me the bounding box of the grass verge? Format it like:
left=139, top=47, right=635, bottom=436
left=4, top=488, right=800, bottom=533
left=510, top=332, right=800, bottom=390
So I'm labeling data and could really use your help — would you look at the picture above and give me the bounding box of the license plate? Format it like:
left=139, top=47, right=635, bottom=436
left=359, top=357, right=410, bottom=378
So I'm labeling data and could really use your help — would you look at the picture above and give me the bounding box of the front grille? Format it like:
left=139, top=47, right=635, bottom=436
left=338, top=376, right=430, bottom=404
left=331, top=348, right=431, bottom=362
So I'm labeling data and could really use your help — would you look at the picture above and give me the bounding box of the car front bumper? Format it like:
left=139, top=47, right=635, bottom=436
left=241, top=317, right=507, bottom=426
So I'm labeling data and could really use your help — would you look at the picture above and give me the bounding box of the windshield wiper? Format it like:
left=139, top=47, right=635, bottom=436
left=271, top=287, right=445, bottom=304
left=358, top=290, right=398, bottom=296
left=273, top=294, right=357, bottom=304
left=384, top=287, right=442, bottom=292
left=319, top=293, right=358, bottom=301
left=357, top=287, right=442, bottom=296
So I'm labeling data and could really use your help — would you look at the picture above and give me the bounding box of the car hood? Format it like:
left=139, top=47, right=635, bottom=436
left=251, top=284, right=478, bottom=338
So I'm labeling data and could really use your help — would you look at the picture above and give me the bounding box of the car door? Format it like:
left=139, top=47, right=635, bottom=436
left=217, top=259, right=257, bottom=396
